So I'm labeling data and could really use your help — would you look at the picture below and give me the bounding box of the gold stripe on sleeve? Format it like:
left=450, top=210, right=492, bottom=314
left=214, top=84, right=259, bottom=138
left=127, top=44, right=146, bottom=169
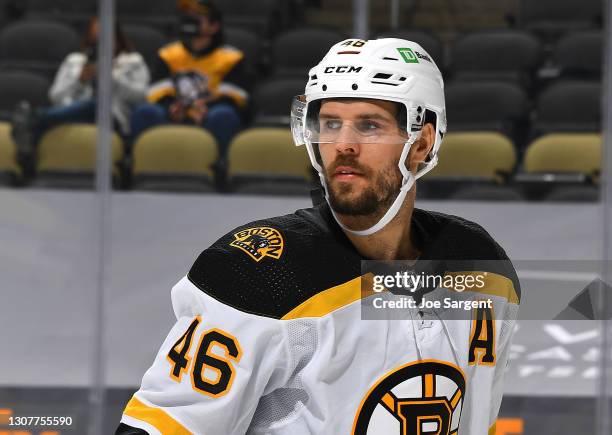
left=282, top=274, right=378, bottom=319
left=123, top=396, right=193, bottom=435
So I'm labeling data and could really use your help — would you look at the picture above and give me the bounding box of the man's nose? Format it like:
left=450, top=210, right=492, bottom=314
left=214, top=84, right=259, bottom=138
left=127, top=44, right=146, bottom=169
left=334, top=125, right=361, bottom=153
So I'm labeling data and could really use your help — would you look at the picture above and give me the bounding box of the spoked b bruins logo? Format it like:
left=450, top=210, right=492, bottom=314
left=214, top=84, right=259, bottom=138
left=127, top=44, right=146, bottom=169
left=229, top=227, right=284, bottom=262
left=352, top=360, right=465, bottom=435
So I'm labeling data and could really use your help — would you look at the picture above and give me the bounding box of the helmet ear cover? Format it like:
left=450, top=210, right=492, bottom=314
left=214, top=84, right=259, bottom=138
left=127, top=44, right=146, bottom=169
left=421, top=109, right=438, bottom=164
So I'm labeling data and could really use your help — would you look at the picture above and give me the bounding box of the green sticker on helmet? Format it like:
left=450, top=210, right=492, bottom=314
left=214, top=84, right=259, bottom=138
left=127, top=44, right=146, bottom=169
left=397, top=47, right=419, bottom=63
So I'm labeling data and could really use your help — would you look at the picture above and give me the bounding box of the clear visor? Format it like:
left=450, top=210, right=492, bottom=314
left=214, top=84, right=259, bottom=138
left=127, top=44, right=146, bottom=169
left=290, top=95, right=411, bottom=146
left=290, top=95, right=308, bottom=146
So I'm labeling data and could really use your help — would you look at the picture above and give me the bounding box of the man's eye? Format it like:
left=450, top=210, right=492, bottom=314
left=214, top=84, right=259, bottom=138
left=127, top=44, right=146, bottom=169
left=324, top=120, right=342, bottom=129
left=358, top=120, right=380, bottom=131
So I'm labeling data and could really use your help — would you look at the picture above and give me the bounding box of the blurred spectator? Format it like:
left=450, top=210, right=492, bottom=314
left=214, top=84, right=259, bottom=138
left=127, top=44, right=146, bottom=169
left=130, top=0, right=247, bottom=162
left=11, top=16, right=150, bottom=150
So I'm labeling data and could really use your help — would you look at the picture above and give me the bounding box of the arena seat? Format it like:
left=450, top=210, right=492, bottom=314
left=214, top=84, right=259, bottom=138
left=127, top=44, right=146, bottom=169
left=132, top=126, right=217, bottom=192
left=228, top=128, right=312, bottom=195
left=0, top=70, right=49, bottom=121
left=445, top=81, right=529, bottom=146
left=449, top=30, right=541, bottom=86
left=25, top=0, right=96, bottom=30
left=0, top=0, right=26, bottom=24
left=0, top=122, right=21, bottom=185
left=413, top=132, right=516, bottom=200
left=533, top=81, right=601, bottom=136
left=251, top=77, right=304, bottom=126
left=0, top=19, right=80, bottom=78
left=520, top=0, right=602, bottom=37
left=272, top=27, right=345, bottom=77
left=225, top=27, right=263, bottom=88
left=219, top=0, right=290, bottom=38
left=427, top=132, right=516, bottom=180
left=34, top=124, right=123, bottom=189
left=555, top=31, right=602, bottom=80
left=517, top=133, right=601, bottom=199
left=123, top=24, right=168, bottom=71
left=117, top=0, right=177, bottom=32
left=524, top=133, right=601, bottom=176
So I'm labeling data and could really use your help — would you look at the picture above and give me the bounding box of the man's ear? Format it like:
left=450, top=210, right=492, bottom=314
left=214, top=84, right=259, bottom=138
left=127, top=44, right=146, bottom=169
left=408, top=123, right=435, bottom=172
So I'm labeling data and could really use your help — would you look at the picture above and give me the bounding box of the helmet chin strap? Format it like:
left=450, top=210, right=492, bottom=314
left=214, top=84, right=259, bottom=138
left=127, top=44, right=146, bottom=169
left=320, top=132, right=421, bottom=237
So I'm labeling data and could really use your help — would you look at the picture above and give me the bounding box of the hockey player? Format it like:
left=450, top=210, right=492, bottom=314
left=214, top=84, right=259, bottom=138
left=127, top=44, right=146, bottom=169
left=116, top=38, right=520, bottom=434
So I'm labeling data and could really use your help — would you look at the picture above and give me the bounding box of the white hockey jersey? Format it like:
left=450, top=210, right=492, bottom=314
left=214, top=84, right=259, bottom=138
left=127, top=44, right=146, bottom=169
left=117, top=204, right=520, bottom=435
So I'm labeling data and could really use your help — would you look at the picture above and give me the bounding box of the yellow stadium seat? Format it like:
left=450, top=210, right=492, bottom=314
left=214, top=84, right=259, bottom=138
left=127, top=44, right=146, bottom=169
left=132, top=126, right=217, bottom=192
left=426, top=132, right=517, bottom=181
left=523, top=133, right=601, bottom=176
left=228, top=127, right=313, bottom=194
left=36, top=124, right=123, bottom=188
left=0, top=122, right=21, bottom=184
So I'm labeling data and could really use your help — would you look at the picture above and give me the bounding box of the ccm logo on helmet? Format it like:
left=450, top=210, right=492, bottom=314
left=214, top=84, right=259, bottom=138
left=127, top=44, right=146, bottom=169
left=323, top=65, right=363, bottom=74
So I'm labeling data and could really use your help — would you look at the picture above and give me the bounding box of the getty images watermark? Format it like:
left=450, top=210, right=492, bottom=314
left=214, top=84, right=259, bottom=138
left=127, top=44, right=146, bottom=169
left=370, top=269, right=492, bottom=311
left=359, top=260, right=519, bottom=320
left=361, top=260, right=612, bottom=321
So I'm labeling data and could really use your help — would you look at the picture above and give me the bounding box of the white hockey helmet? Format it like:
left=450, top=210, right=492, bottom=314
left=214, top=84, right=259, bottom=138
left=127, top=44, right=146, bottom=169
left=291, top=38, right=447, bottom=236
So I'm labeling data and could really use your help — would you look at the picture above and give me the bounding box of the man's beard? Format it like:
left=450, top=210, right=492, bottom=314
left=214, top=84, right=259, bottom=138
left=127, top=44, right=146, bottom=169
left=324, top=156, right=402, bottom=217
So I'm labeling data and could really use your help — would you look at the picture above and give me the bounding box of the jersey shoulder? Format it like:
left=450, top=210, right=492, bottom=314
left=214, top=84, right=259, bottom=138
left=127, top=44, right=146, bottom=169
left=414, top=208, right=521, bottom=302
left=158, top=40, right=186, bottom=59
left=414, top=208, right=509, bottom=261
left=187, top=206, right=361, bottom=319
left=217, top=44, right=244, bottom=59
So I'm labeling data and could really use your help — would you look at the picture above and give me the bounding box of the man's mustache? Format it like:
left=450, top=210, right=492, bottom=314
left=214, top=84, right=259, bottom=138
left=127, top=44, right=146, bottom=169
left=327, top=156, right=371, bottom=177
